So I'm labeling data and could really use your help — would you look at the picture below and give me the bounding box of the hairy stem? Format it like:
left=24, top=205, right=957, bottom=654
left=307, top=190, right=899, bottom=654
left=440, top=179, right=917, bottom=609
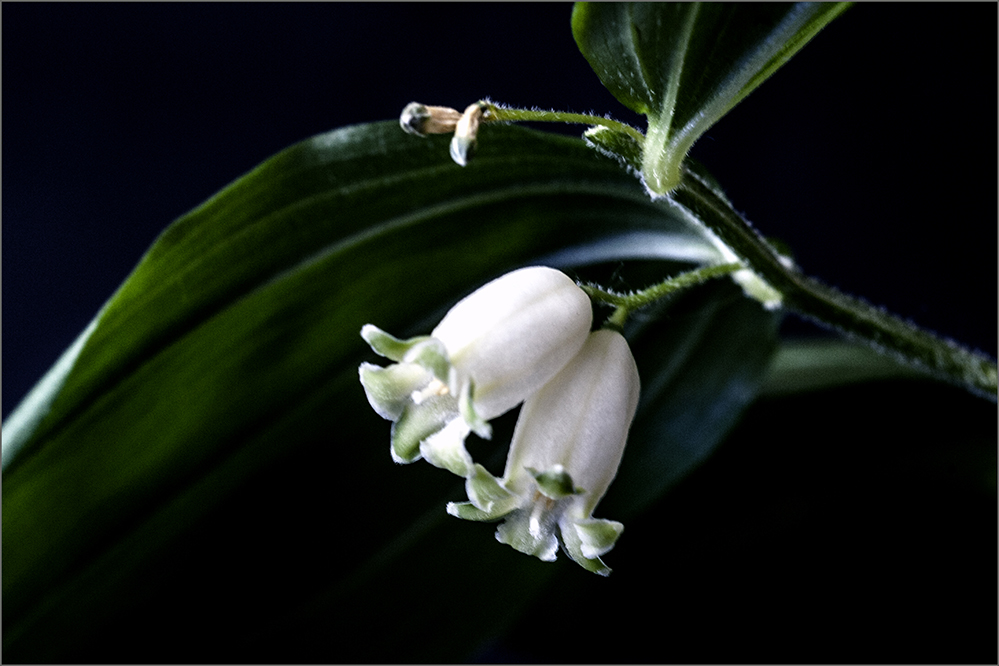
left=482, top=102, right=646, bottom=146
left=672, top=163, right=997, bottom=401
left=582, top=262, right=743, bottom=328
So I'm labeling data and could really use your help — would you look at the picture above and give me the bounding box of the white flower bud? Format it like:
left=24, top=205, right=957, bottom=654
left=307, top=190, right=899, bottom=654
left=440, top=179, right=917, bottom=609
left=448, top=328, right=640, bottom=575
left=359, top=266, right=592, bottom=477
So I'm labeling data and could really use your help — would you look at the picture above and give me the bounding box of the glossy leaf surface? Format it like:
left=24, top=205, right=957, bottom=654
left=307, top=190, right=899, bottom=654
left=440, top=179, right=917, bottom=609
left=760, top=338, right=930, bottom=397
left=571, top=2, right=851, bottom=193
left=2, top=121, right=780, bottom=662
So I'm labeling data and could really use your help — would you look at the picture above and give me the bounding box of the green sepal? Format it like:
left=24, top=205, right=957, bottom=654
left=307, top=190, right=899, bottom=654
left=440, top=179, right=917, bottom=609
left=572, top=517, right=624, bottom=559
left=360, top=324, right=432, bottom=363
left=527, top=465, right=583, bottom=499
left=496, top=509, right=559, bottom=563
left=390, top=394, right=456, bottom=464
left=402, top=338, right=451, bottom=384
left=465, top=463, right=519, bottom=516
left=446, top=501, right=499, bottom=522
left=560, top=517, right=617, bottom=577
left=458, top=379, right=492, bottom=440
left=419, top=418, right=473, bottom=477
left=358, top=362, right=432, bottom=421
left=361, top=326, right=451, bottom=385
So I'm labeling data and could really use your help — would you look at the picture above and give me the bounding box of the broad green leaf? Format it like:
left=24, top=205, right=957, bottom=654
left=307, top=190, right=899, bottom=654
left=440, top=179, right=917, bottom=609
left=761, top=338, right=930, bottom=397
left=2, top=121, right=779, bottom=661
left=604, top=277, right=780, bottom=515
left=572, top=2, right=851, bottom=193
left=488, top=368, right=997, bottom=663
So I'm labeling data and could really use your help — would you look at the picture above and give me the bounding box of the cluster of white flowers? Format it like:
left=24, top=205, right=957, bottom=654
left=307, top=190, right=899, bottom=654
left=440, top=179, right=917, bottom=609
left=359, top=266, right=640, bottom=575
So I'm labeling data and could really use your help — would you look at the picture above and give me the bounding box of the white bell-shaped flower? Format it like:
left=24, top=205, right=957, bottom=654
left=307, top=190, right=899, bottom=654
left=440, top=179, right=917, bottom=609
left=447, top=328, right=640, bottom=575
left=359, top=266, right=593, bottom=477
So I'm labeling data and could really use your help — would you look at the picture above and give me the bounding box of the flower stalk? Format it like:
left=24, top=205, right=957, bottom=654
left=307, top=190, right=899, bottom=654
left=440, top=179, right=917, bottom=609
left=480, top=101, right=646, bottom=146
left=582, top=262, right=744, bottom=329
left=399, top=99, right=646, bottom=168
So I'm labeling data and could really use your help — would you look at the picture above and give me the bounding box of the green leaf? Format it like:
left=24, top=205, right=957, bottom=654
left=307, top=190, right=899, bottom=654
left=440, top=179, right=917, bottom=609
left=494, top=364, right=996, bottom=664
left=602, top=276, right=781, bottom=516
left=572, top=2, right=851, bottom=193
left=2, top=121, right=778, bottom=662
left=670, top=164, right=998, bottom=400
left=760, top=338, right=931, bottom=397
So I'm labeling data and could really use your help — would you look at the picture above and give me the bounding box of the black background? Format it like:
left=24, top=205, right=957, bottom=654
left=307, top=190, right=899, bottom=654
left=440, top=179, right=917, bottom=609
left=4, top=3, right=997, bottom=663
left=4, top=3, right=996, bottom=416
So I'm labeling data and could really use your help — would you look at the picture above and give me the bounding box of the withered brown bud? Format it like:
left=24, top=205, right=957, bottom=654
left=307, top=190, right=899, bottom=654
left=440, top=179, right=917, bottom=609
left=399, top=102, right=462, bottom=136
left=449, top=102, right=488, bottom=167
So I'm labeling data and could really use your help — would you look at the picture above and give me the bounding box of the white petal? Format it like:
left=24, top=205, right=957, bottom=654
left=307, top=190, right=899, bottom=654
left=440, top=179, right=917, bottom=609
left=431, top=266, right=592, bottom=419
left=503, top=329, right=640, bottom=516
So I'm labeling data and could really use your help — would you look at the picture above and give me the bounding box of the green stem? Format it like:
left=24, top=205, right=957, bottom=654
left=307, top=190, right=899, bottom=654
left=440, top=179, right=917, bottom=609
left=582, top=262, right=743, bottom=328
left=482, top=102, right=646, bottom=146
left=672, top=163, right=998, bottom=401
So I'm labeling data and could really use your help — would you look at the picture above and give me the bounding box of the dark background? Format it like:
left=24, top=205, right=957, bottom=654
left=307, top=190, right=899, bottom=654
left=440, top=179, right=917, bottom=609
left=4, top=3, right=996, bottom=417
left=4, top=3, right=996, bottom=663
